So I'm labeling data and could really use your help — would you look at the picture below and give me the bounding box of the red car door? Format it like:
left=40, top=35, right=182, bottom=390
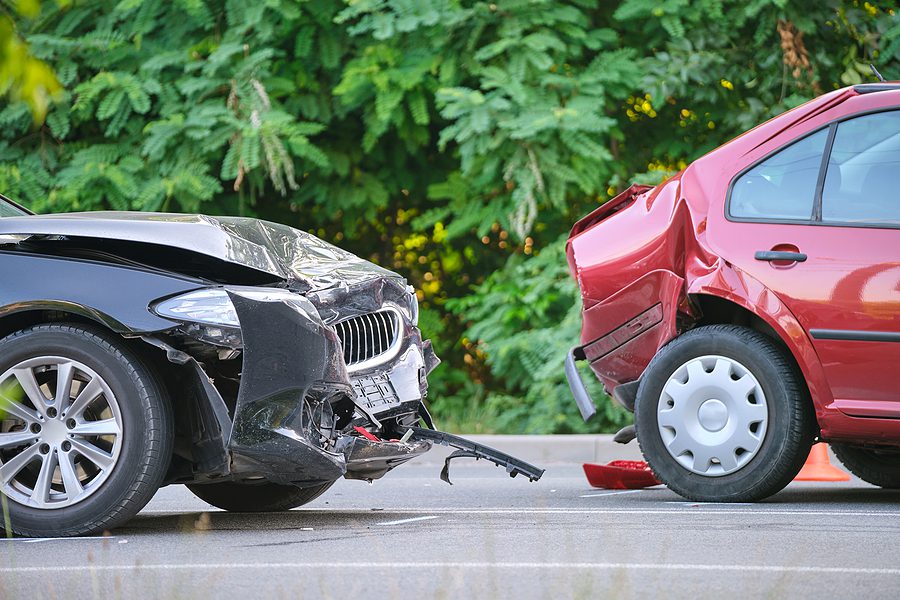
left=718, top=109, right=900, bottom=414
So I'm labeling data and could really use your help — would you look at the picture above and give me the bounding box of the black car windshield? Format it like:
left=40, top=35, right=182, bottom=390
left=0, top=195, right=31, bottom=217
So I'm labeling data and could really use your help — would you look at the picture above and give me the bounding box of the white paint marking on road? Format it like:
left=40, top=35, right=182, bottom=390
left=138, top=507, right=900, bottom=518
left=1, top=536, right=114, bottom=543
left=376, top=515, right=439, bottom=526
left=665, top=501, right=754, bottom=506
left=580, top=490, right=644, bottom=498
left=2, top=562, right=900, bottom=576
left=302, top=507, right=900, bottom=518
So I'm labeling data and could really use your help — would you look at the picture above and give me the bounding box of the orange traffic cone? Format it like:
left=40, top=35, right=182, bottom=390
left=794, top=443, right=850, bottom=482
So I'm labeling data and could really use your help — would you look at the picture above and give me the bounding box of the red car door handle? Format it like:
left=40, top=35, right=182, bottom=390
left=754, top=250, right=807, bottom=262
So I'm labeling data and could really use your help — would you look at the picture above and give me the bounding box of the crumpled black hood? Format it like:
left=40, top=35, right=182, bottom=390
left=0, top=211, right=402, bottom=291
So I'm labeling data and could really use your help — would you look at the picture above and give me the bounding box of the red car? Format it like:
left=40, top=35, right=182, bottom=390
left=566, top=83, right=900, bottom=501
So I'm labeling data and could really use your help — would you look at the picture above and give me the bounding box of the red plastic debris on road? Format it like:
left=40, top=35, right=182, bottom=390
left=583, top=460, right=660, bottom=489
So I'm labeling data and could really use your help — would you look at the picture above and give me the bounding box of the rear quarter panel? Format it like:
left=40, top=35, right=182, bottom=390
left=701, top=89, right=900, bottom=443
left=567, top=177, right=711, bottom=390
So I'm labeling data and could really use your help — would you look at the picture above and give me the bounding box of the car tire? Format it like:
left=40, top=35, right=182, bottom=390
left=831, top=444, right=900, bottom=489
left=187, top=480, right=334, bottom=512
left=634, top=324, right=815, bottom=502
left=0, top=324, right=173, bottom=537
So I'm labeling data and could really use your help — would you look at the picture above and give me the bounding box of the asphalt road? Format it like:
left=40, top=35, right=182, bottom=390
left=2, top=440, right=900, bottom=600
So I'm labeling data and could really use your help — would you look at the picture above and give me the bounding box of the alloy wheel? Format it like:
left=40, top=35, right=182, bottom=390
left=0, top=357, right=123, bottom=509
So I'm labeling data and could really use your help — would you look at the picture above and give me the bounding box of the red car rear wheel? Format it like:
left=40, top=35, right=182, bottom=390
left=634, top=325, right=815, bottom=502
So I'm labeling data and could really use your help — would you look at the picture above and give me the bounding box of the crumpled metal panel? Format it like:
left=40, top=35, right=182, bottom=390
left=339, top=436, right=432, bottom=480
left=568, top=170, right=825, bottom=405
left=226, top=289, right=351, bottom=485
left=305, top=271, right=415, bottom=324
left=0, top=211, right=401, bottom=292
left=302, top=273, right=438, bottom=420
left=582, top=270, right=683, bottom=392
left=149, top=281, right=439, bottom=483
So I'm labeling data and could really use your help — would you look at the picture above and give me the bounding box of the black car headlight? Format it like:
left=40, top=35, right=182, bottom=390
left=153, top=288, right=244, bottom=348
left=152, top=287, right=323, bottom=349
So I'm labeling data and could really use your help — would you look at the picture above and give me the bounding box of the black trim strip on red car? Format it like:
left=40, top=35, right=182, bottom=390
left=810, top=329, right=900, bottom=343
left=853, top=83, right=900, bottom=94
left=812, top=123, right=838, bottom=222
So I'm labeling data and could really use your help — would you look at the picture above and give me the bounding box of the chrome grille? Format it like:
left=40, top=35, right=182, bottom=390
left=334, top=308, right=401, bottom=368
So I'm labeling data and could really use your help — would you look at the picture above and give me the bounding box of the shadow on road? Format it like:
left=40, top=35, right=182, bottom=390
left=764, top=486, right=900, bottom=505
left=616, top=484, right=900, bottom=506
left=124, top=509, right=442, bottom=536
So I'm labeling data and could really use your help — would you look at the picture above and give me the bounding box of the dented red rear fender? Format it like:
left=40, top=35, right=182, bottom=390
left=566, top=173, right=712, bottom=393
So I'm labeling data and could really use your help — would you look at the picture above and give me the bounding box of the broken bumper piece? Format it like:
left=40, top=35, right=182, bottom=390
left=340, top=434, right=432, bottom=481
left=401, top=426, right=545, bottom=485
left=339, top=424, right=545, bottom=486
left=565, top=346, right=597, bottom=421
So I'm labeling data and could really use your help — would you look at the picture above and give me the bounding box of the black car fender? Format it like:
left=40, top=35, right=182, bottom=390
left=0, top=251, right=204, bottom=334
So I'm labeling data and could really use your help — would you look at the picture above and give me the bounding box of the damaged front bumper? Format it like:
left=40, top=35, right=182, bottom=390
left=148, top=281, right=543, bottom=489
left=401, top=427, right=545, bottom=484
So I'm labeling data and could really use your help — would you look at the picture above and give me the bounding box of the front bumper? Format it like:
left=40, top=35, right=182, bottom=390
left=155, top=284, right=441, bottom=486
left=226, top=290, right=352, bottom=485
left=156, top=284, right=540, bottom=488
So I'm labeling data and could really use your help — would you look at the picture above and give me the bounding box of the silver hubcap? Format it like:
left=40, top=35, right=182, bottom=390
left=657, top=355, right=767, bottom=477
left=0, top=357, right=123, bottom=508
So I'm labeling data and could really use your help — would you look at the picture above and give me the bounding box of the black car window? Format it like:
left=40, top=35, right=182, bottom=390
left=822, top=111, right=900, bottom=225
left=0, top=196, right=28, bottom=217
left=729, top=128, right=828, bottom=221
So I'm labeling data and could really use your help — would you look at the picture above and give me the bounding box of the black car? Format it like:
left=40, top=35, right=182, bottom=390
left=0, top=196, right=542, bottom=537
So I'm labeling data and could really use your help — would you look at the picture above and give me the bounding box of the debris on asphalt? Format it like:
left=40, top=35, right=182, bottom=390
left=583, top=460, right=660, bottom=489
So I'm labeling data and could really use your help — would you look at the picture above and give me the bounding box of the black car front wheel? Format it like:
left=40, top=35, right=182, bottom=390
left=831, top=444, right=900, bottom=488
left=634, top=325, right=815, bottom=502
left=0, top=324, right=173, bottom=537
left=187, top=480, right=334, bottom=512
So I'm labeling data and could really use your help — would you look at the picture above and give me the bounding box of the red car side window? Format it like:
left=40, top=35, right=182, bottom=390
left=822, top=110, right=900, bottom=225
left=729, top=128, right=828, bottom=221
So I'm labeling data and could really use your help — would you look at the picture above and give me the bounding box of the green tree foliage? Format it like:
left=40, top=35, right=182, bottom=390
left=0, top=0, right=61, bottom=121
left=1, top=1, right=898, bottom=432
